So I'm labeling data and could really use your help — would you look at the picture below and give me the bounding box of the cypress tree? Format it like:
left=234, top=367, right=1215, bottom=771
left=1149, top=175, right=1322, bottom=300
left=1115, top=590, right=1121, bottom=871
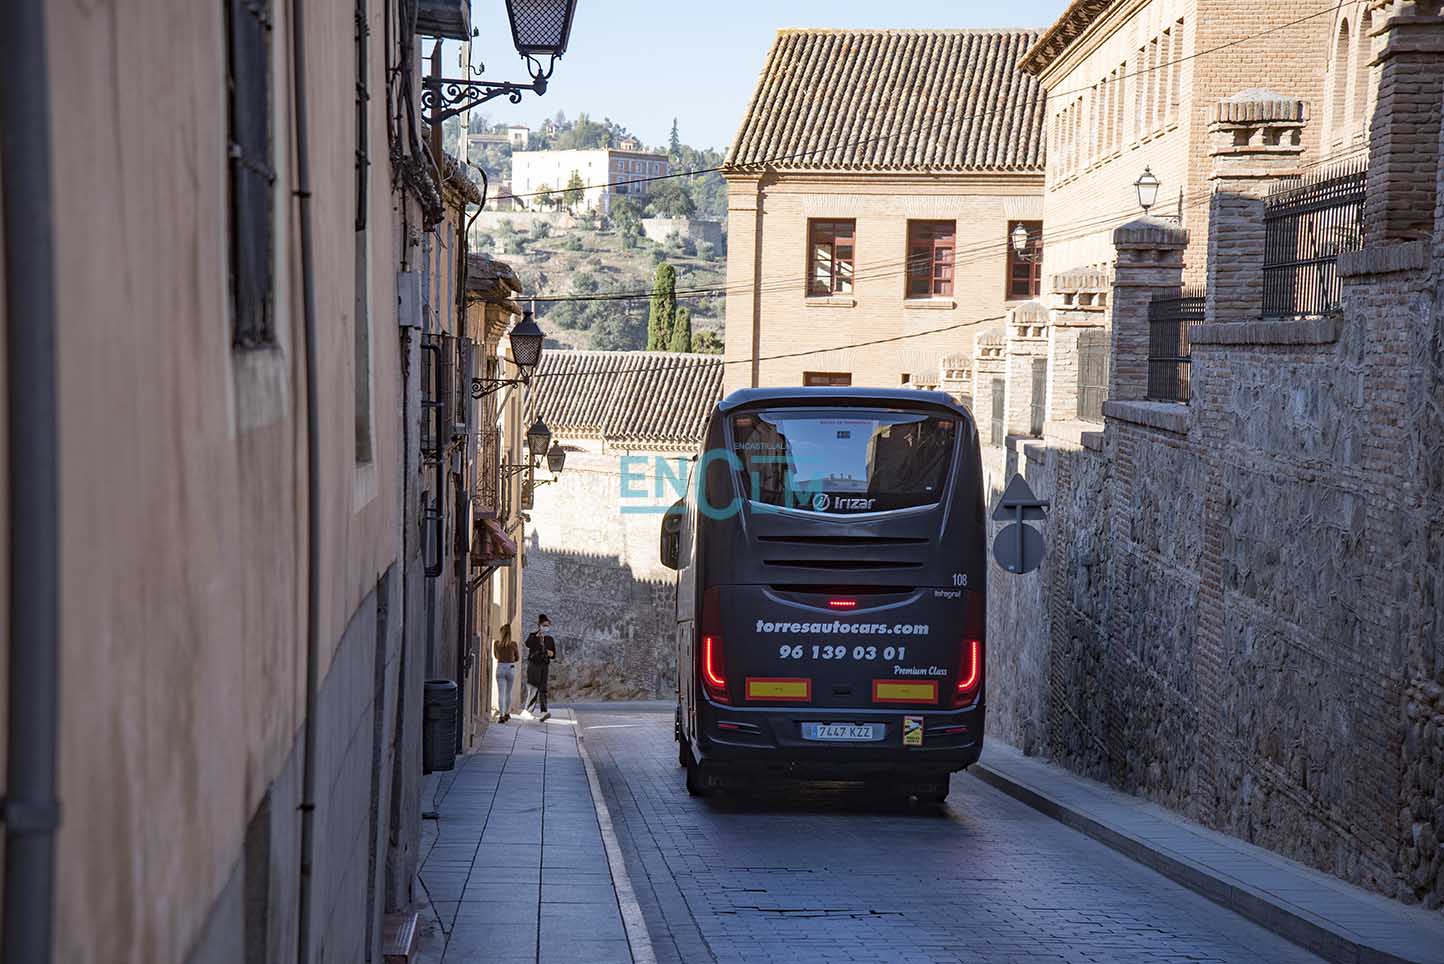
left=646, top=263, right=677, bottom=351
left=668, top=306, right=692, bottom=353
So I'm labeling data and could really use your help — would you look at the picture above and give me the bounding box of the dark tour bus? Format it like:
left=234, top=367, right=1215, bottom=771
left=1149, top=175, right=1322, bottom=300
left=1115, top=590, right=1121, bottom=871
left=659, top=387, right=987, bottom=801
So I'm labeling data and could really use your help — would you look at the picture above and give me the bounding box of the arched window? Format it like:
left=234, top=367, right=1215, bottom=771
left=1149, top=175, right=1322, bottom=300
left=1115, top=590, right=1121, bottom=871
left=1330, top=20, right=1352, bottom=146
left=1353, top=10, right=1373, bottom=141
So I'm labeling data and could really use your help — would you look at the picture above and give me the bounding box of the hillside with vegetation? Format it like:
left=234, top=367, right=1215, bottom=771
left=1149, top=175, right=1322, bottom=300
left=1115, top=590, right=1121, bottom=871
left=446, top=112, right=728, bottom=352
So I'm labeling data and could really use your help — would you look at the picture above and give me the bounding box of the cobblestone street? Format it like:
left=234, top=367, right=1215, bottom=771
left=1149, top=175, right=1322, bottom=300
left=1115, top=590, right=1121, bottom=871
left=577, top=703, right=1331, bottom=964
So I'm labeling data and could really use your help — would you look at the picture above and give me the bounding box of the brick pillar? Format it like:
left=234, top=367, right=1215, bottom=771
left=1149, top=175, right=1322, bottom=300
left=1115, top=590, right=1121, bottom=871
left=722, top=175, right=765, bottom=392
left=1003, top=302, right=1050, bottom=436
left=1108, top=218, right=1188, bottom=401
left=1204, top=91, right=1306, bottom=322
left=1047, top=268, right=1111, bottom=421
left=1364, top=0, right=1444, bottom=243
left=972, top=334, right=1007, bottom=445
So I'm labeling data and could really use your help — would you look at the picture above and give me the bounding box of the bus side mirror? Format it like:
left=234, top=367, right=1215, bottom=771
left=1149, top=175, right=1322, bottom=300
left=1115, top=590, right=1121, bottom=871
left=659, top=499, right=685, bottom=570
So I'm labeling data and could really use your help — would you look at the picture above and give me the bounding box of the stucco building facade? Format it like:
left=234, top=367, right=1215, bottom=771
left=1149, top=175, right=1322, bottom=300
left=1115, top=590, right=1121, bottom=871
left=0, top=2, right=528, bottom=961
left=511, top=147, right=669, bottom=214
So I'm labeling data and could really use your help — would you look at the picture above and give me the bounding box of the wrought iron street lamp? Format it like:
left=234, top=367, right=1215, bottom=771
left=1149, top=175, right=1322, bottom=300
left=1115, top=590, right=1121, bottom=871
left=471, top=312, right=546, bottom=399
left=531, top=442, right=567, bottom=489
left=525, top=417, right=553, bottom=458
left=1010, top=222, right=1042, bottom=264
left=1134, top=167, right=1161, bottom=215
left=422, top=0, right=580, bottom=125
left=545, top=441, right=566, bottom=474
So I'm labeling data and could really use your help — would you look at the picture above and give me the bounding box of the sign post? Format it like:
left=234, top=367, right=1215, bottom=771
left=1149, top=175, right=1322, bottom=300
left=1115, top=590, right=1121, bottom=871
left=991, top=474, right=1049, bottom=575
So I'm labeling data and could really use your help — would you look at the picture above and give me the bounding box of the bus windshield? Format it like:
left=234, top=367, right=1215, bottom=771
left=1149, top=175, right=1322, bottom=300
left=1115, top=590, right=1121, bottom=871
left=731, top=408, right=956, bottom=513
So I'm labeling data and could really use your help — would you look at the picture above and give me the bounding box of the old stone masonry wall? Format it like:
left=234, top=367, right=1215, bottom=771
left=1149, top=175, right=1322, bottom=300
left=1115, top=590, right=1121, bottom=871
left=986, top=244, right=1444, bottom=909
left=522, top=446, right=681, bottom=701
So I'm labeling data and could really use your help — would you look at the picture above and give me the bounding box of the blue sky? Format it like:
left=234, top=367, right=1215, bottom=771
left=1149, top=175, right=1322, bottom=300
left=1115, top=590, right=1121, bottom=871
left=460, top=0, right=1069, bottom=151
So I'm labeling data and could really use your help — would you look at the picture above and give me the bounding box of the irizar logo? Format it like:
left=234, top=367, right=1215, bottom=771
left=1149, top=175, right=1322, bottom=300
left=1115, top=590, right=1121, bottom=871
left=810, top=492, right=876, bottom=512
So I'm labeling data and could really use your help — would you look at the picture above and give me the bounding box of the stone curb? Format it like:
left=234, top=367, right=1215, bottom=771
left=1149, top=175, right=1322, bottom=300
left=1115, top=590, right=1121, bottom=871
left=575, top=711, right=658, bottom=964
left=970, top=760, right=1425, bottom=964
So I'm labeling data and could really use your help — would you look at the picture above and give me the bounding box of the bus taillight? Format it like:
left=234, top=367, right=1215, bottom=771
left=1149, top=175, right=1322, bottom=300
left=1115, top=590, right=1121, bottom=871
left=702, top=635, right=730, bottom=703
left=827, top=598, right=856, bottom=609
left=953, top=638, right=982, bottom=707
left=700, top=588, right=731, bottom=703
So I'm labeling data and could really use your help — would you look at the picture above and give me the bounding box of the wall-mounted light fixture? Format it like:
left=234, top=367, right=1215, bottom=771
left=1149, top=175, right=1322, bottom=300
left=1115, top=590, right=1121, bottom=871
left=422, top=0, right=580, bottom=125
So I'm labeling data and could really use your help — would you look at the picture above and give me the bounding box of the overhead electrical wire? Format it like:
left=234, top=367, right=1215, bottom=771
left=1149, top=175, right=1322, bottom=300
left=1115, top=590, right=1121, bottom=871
left=489, top=2, right=1345, bottom=206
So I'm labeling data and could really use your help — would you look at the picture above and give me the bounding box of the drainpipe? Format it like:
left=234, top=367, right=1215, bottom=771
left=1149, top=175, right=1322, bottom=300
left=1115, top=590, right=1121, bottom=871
left=288, top=0, right=324, bottom=959
left=1, top=1, right=62, bottom=962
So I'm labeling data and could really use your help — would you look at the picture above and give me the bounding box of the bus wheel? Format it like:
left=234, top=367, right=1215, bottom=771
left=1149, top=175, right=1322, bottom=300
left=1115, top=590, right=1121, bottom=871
left=685, top=756, right=710, bottom=797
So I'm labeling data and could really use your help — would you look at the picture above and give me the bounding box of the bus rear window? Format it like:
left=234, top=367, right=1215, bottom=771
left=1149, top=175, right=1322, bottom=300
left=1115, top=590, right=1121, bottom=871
left=731, top=409, right=956, bottom=513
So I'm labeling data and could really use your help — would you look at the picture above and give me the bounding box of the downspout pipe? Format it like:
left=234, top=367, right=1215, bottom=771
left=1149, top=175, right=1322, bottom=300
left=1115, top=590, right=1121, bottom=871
left=1, top=1, right=62, bottom=962
left=288, top=0, right=324, bottom=959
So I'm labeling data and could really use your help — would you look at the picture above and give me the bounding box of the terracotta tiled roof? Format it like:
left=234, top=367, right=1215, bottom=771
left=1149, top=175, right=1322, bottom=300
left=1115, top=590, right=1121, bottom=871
left=526, top=351, right=724, bottom=450
left=1018, top=0, right=1117, bottom=76
left=725, top=29, right=1046, bottom=173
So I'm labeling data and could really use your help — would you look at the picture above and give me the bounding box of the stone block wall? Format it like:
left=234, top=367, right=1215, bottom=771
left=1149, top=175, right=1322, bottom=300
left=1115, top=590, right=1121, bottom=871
left=984, top=61, right=1444, bottom=906
left=521, top=445, right=682, bottom=701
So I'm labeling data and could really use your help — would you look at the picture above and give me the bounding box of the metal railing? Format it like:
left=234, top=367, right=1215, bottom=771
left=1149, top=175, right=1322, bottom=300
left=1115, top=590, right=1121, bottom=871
left=1029, top=358, right=1047, bottom=437
left=989, top=378, right=1005, bottom=446
left=1147, top=289, right=1205, bottom=402
left=1262, top=163, right=1365, bottom=318
left=1077, top=328, right=1108, bottom=422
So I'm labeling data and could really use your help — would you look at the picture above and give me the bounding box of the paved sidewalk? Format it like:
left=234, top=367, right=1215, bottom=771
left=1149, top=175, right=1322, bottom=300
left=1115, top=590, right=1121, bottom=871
left=413, top=710, right=640, bottom=964
left=973, top=740, right=1444, bottom=964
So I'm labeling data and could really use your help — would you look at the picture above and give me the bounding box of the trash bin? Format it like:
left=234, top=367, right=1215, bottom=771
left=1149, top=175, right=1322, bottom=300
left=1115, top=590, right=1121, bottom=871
left=423, top=679, right=458, bottom=774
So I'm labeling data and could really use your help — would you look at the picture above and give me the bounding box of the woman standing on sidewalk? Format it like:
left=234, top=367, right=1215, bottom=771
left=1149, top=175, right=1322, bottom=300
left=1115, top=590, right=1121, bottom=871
left=493, top=624, right=519, bottom=723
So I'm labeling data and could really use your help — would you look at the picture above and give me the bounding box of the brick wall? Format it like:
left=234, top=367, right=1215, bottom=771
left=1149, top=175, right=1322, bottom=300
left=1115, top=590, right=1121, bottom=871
left=723, top=172, right=1044, bottom=394
left=1032, top=0, right=1332, bottom=288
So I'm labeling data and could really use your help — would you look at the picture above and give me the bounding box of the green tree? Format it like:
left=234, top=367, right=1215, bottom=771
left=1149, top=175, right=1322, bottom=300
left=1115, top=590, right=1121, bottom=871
left=534, top=182, right=555, bottom=210
left=691, top=328, right=723, bottom=354
left=667, top=306, right=692, bottom=353
left=563, top=170, right=586, bottom=212
left=648, top=180, right=695, bottom=218
left=646, top=263, right=677, bottom=351
left=669, top=118, right=681, bottom=158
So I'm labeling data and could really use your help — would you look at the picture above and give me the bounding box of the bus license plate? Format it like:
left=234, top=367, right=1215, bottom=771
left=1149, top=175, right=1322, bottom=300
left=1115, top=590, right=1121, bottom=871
left=802, top=723, right=884, bottom=742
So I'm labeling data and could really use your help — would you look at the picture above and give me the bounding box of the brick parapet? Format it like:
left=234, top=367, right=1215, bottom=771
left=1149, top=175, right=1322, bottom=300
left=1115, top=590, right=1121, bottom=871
left=1108, top=217, right=1188, bottom=400
left=1362, top=3, right=1444, bottom=243
left=1205, top=89, right=1309, bottom=323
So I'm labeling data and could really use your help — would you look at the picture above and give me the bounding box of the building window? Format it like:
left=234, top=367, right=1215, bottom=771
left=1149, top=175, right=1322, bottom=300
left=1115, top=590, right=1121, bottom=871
left=225, top=0, right=275, bottom=348
left=1006, top=220, right=1043, bottom=300
left=1330, top=19, right=1352, bottom=145
left=906, top=220, right=955, bottom=298
left=803, top=371, right=852, bottom=386
left=808, top=220, right=855, bottom=296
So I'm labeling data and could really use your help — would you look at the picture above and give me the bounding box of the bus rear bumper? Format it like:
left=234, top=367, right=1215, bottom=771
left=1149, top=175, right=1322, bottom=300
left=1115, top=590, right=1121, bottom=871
left=695, top=703, right=985, bottom=778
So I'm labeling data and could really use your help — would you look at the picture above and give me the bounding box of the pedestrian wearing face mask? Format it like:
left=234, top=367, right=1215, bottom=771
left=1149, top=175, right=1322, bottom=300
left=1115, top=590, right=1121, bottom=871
left=523, top=613, right=557, bottom=722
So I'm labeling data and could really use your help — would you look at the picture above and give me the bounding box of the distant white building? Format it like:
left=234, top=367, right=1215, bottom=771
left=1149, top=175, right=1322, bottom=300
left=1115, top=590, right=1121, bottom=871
left=506, top=125, right=530, bottom=148
left=510, top=147, right=669, bottom=214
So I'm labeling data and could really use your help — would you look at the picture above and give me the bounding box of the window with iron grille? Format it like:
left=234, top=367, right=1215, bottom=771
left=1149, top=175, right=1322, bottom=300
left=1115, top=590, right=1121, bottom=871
left=906, top=221, right=955, bottom=298
left=225, top=0, right=275, bottom=348
left=807, top=220, right=855, bottom=296
left=802, top=371, right=851, bottom=387
left=990, top=378, right=1005, bottom=446
left=1076, top=328, right=1109, bottom=422
left=1006, top=220, right=1042, bottom=300
left=1030, top=358, right=1048, bottom=437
